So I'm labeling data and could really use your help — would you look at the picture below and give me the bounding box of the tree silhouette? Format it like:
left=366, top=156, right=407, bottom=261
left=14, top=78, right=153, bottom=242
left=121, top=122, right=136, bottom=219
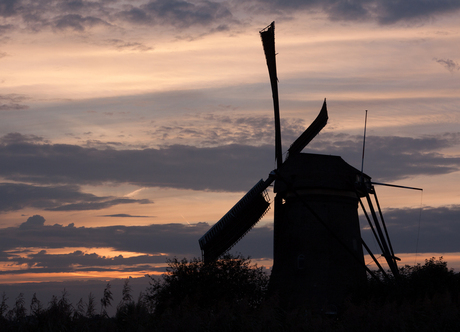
left=0, top=292, right=8, bottom=319
left=8, top=293, right=26, bottom=322
left=147, top=253, right=269, bottom=317
left=86, top=292, right=96, bottom=318
left=30, top=293, right=43, bottom=317
left=100, top=282, right=113, bottom=317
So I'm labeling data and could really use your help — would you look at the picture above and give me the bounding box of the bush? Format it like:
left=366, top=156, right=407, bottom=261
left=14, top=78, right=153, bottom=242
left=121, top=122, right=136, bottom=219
left=146, top=253, right=269, bottom=330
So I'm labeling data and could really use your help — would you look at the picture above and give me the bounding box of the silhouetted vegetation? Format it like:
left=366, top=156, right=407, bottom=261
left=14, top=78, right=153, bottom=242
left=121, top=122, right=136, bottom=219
left=146, top=253, right=269, bottom=331
left=0, top=256, right=459, bottom=331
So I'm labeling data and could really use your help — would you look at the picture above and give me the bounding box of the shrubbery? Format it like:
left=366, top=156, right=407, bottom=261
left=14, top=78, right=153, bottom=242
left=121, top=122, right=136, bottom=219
left=0, top=255, right=459, bottom=331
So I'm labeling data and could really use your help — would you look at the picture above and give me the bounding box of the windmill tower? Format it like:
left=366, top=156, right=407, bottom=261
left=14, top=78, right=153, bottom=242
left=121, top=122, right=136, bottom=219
left=269, top=152, right=368, bottom=309
left=199, top=22, right=404, bottom=310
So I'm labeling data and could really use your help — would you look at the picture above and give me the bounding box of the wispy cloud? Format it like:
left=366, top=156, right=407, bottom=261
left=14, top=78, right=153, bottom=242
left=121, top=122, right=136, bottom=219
left=101, top=214, right=153, bottom=218
left=104, top=39, right=152, bottom=52
left=0, top=94, right=30, bottom=111
left=433, top=58, right=460, bottom=73
left=0, top=183, right=152, bottom=212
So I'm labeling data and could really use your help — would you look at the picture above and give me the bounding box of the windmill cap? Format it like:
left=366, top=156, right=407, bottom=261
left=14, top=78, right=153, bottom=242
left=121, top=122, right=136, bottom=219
left=274, top=153, right=370, bottom=196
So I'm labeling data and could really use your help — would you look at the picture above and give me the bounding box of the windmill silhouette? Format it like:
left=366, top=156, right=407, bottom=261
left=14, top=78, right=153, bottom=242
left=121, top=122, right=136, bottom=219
left=198, top=22, right=414, bottom=309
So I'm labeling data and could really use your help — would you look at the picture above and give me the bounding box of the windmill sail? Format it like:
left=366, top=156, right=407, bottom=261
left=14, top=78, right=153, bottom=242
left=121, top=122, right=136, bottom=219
left=199, top=178, right=273, bottom=263
left=287, top=99, right=328, bottom=158
left=260, top=21, right=282, bottom=169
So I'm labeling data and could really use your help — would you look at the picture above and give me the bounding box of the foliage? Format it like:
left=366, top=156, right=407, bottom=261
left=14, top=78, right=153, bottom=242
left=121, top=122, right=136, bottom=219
left=146, top=253, right=269, bottom=316
left=30, top=293, right=43, bottom=317
left=0, top=292, right=8, bottom=318
left=0, top=256, right=458, bottom=331
left=6, top=293, right=26, bottom=322
left=145, top=253, right=270, bottom=331
left=74, top=297, right=86, bottom=319
left=100, top=282, right=113, bottom=317
left=340, top=257, right=460, bottom=332
left=116, top=288, right=150, bottom=331
left=86, top=292, right=96, bottom=318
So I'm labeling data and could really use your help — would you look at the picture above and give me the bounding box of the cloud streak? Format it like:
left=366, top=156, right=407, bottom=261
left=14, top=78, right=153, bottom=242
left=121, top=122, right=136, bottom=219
left=0, top=183, right=152, bottom=212
left=433, top=58, right=460, bottom=73
left=0, top=94, right=29, bottom=111
left=101, top=214, right=153, bottom=218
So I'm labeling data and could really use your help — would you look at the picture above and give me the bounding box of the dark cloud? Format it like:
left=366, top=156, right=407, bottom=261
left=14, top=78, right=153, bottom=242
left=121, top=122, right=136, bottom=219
left=0, top=0, right=20, bottom=18
left=19, top=214, right=45, bottom=229
left=0, top=132, right=46, bottom=144
left=0, top=219, right=209, bottom=265
left=1, top=132, right=459, bottom=193
left=252, top=0, right=460, bottom=24
left=117, top=0, right=235, bottom=28
left=433, top=58, right=460, bottom=73
left=56, top=0, right=105, bottom=14
left=0, top=0, right=458, bottom=40
left=0, top=0, right=236, bottom=36
left=1, top=203, right=460, bottom=275
left=0, top=216, right=247, bottom=276
left=7, top=249, right=167, bottom=273
left=361, top=205, right=460, bottom=254
left=0, top=182, right=152, bottom=212
left=144, top=0, right=234, bottom=28
left=53, top=14, right=110, bottom=31
left=116, top=6, right=152, bottom=25
left=326, top=0, right=370, bottom=21
left=306, top=132, right=460, bottom=182
left=0, top=133, right=274, bottom=191
left=374, top=0, right=460, bottom=25
left=0, top=0, right=112, bottom=34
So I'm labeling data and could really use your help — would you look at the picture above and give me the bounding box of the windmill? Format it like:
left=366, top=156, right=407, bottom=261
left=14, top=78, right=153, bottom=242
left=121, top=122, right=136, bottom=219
left=198, top=22, right=411, bottom=309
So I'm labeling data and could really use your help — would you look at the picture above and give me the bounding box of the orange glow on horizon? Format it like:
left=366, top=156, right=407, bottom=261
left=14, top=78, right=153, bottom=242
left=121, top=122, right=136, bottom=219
left=3, top=247, right=153, bottom=258
left=365, top=252, right=460, bottom=273
left=0, top=269, right=166, bottom=284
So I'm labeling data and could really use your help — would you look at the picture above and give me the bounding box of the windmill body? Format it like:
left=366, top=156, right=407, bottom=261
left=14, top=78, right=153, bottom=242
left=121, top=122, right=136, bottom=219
left=270, top=153, right=368, bottom=308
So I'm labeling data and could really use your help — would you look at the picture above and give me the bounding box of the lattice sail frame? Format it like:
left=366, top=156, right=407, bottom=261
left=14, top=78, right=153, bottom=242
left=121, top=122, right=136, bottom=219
left=199, top=179, right=271, bottom=263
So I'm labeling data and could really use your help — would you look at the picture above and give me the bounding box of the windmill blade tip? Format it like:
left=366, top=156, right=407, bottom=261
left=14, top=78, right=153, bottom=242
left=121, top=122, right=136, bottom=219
left=260, top=21, right=275, bottom=33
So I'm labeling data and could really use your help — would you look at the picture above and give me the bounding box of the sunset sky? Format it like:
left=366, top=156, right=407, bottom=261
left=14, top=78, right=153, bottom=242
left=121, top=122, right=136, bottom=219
left=1, top=0, right=460, bottom=308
